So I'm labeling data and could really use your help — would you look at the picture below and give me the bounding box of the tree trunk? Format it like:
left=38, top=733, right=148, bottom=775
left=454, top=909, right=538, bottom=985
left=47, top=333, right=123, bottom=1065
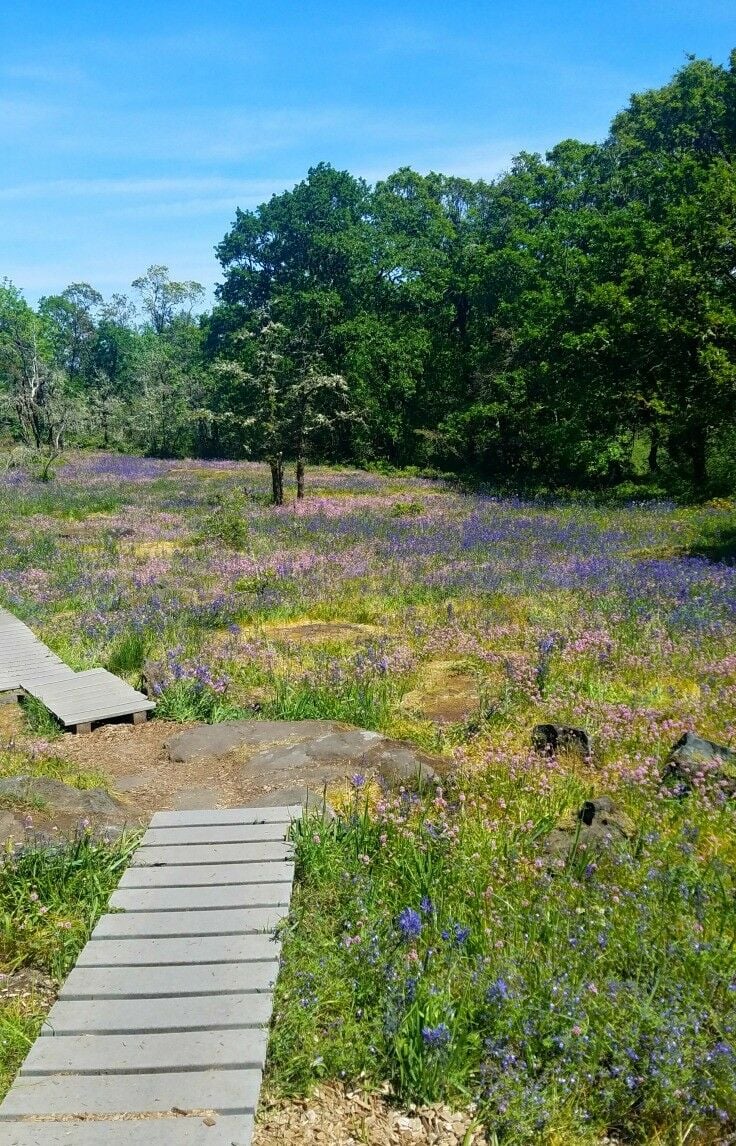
left=296, top=456, right=305, bottom=500
left=690, top=433, right=707, bottom=487
left=270, top=454, right=284, bottom=506
left=648, top=424, right=660, bottom=474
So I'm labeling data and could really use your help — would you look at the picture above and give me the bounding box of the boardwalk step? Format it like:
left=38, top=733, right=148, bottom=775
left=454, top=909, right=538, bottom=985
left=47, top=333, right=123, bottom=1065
left=76, top=934, right=279, bottom=966
left=41, top=993, right=275, bottom=1036
left=109, top=883, right=293, bottom=912
left=21, top=1029, right=269, bottom=1075
left=0, top=1115, right=254, bottom=1145
left=140, top=824, right=292, bottom=845
left=93, top=906, right=287, bottom=937
left=131, top=842, right=292, bottom=866
left=0, top=1068, right=262, bottom=1117
left=59, top=961, right=279, bottom=999
left=118, top=861, right=294, bottom=888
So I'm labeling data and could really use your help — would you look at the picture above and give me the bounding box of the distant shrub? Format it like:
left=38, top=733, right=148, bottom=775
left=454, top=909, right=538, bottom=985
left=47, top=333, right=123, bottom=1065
left=389, top=500, right=424, bottom=517
left=201, top=493, right=250, bottom=550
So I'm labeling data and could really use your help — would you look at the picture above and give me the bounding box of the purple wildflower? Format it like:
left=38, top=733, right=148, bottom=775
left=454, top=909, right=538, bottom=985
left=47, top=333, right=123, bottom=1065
left=486, top=978, right=511, bottom=1003
left=396, top=907, right=422, bottom=941
left=421, top=1023, right=451, bottom=1049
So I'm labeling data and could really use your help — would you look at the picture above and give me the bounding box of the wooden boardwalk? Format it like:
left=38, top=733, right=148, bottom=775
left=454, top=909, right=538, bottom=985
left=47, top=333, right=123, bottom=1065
left=0, top=805, right=300, bottom=1144
left=0, top=608, right=154, bottom=732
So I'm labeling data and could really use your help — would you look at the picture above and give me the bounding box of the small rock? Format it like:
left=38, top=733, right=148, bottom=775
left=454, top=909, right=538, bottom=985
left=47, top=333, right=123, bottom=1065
left=661, top=731, right=736, bottom=797
left=543, top=795, right=634, bottom=864
left=368, top=740, right=440, bottom=789
left=532, top=724, right=591, bottom=759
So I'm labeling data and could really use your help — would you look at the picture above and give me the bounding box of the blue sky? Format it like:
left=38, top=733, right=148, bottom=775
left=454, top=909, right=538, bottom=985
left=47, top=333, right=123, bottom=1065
left=1, top=1, right=733, bottom=305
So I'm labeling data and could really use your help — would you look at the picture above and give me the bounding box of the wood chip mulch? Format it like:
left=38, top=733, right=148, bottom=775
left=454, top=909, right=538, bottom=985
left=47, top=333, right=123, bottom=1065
left=254, top=1083, right=487, bottom=1145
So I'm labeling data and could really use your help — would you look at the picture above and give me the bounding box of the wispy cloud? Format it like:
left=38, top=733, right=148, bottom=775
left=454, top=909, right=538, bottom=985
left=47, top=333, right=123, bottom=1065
left=0, top=176, right=284, bottom=203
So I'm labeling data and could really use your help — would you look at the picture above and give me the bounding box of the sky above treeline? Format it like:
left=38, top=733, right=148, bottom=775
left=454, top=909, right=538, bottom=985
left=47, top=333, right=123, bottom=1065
left=1, top=0, right=733, bottom=305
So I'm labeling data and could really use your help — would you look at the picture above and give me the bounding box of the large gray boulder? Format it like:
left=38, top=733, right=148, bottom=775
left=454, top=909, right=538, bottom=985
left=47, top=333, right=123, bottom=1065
left=166, top=720, right=443, bottom=797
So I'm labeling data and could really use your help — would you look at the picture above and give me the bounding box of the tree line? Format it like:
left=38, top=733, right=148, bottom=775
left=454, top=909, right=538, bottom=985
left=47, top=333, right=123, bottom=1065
left=1, top=50, right=735, bottom=496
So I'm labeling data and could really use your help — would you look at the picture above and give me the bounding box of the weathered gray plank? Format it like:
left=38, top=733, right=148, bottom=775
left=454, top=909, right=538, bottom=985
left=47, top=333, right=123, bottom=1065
left=21, top=1028, right=268, bottom=1076
left=132, top=842, right=291, bottom=866
left=0, top=1068, right=262, bottom=1117
left=59, top=703, right=154, bottom=726
left=118, top=861, right=294, bottom=888
left=141, top=824, right=291, bottom=846
left=92, top=906, right=287, bottom=938
left=109, top=883, right=293, bottom=912
left=150, top=807, right=301, bottom=827
left=59, top=961, right=279, bottom=999
left=40, top=992, right=275, bottom=1036
left=76, top=934, right=279, bottom=966
left=0, top=1115, right=254, bottom=1146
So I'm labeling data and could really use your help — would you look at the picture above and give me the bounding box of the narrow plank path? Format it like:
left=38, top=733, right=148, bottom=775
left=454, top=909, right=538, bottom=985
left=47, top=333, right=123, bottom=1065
left=0, top=607, right=154, bottom=731
left=0, top=804, right=301, bottom=1144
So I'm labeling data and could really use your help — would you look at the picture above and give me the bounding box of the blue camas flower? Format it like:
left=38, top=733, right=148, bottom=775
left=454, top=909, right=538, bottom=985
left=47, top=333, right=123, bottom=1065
left=396, top=907, right=422, bottom=940
left=421, top=1023, right=451, bottom=1049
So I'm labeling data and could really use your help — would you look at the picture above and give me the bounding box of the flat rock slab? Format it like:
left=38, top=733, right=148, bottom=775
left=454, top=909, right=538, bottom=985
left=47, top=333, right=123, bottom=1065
left=0, top=776, right=127, bottom=819
left=0, top=805, right=297, bottom=1145
left=401, top=659, right=479, bottom=724
left=0, top=1115, right=254, bottom=1146
left=172, top=785, right=223, bottom=811
left=263, top=621, right=380, bottom=644
left=166, top=719, right=444, bottom=793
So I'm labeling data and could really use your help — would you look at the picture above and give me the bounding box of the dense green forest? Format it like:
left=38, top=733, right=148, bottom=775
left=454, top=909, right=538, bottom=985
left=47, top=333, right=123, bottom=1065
left=1, top=50, right=735, bottom=495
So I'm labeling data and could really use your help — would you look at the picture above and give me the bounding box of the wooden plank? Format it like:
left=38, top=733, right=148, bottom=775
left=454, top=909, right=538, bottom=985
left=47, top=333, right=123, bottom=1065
left=131, top=842, right=292, bottom=866
left=109, top=883, right=293, bottom=912
left=150, top=806, right=301, bottom=827
left=92, top=906, right=287, bottom=937
left=20, top=1028, right=268, bottom=1075
left=0, top=1068, right=262, bottom=1117
left=0, top=1115, right=255, bottom=1146
left=40, top=993, right=275, bottom=1036
left=118, top=861, right=295, bottom=888
left=58, top=961, right=279, bottom=998
left=141, top=824, right=292, bottom=846
left=76, top=934, right=280, bottom=966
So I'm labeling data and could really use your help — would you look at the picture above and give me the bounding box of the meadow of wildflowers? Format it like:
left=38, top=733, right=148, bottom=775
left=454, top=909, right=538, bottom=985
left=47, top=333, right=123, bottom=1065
left=1, top=453, right=736, bottom=1141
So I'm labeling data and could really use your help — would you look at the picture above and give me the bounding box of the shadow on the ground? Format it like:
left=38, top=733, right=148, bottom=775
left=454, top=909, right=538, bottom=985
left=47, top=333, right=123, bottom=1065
left=687, top=526, right=736, bottom=565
